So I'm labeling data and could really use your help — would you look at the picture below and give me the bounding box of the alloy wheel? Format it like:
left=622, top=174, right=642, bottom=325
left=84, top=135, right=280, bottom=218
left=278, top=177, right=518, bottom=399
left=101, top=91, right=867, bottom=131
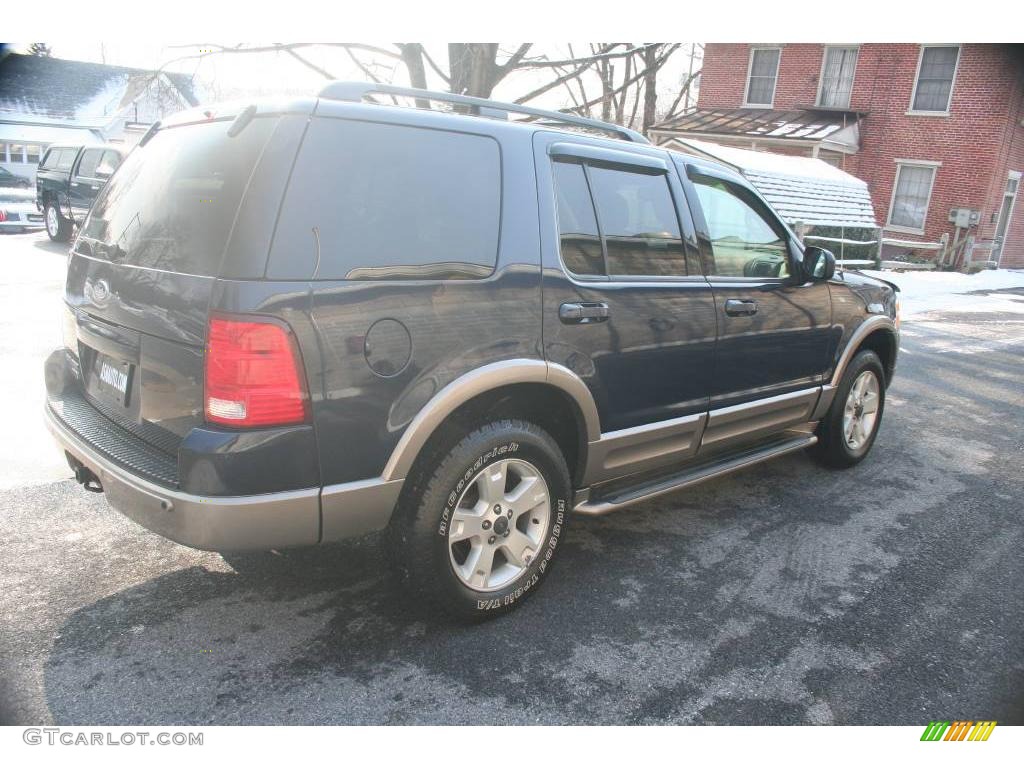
left=46, top=206, right=58, bottom=237
left=843, top=370, right=880, bottom=451
left=447, top=458, right=551, bottom=592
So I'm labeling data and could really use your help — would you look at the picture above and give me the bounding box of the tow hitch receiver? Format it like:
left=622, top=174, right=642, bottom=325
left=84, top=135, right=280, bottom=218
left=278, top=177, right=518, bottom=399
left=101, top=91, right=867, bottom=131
left=67, top=452, right=104, bottom=493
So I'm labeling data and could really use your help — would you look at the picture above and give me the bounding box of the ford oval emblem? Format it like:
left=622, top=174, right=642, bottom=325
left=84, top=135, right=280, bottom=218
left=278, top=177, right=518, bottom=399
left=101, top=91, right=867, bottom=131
left=88, top=279, right=110, bottom=306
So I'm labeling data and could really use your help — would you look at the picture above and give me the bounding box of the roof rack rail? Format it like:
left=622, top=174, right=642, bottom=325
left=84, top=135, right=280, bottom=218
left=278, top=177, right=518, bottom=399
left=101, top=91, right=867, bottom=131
left=317, top=81, right=650, bottom=145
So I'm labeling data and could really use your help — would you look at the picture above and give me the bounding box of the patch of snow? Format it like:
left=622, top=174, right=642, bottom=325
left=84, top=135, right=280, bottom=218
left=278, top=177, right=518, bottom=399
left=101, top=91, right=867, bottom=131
left=860, top=268, right=1024, bottom=317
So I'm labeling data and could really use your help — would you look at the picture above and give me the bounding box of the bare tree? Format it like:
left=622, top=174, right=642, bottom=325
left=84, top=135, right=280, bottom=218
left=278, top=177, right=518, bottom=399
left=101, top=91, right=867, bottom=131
left=159, top=43, right=698, bottom=134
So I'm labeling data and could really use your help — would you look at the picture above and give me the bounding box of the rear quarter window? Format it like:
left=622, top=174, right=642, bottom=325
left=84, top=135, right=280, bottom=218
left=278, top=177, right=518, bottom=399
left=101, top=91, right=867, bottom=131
left=266, top=118, right=501, bottom=280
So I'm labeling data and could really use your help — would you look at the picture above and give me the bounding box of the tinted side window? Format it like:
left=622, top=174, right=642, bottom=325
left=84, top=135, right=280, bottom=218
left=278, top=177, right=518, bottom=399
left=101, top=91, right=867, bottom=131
left=552, top=161, right=603, bottom=277
left=56, top=149, right=76, bottom=171
left=268, top=119, right=501, bottom=280
left=690, top=174, right=791, bottom=278
left=97, top=150, right=121, bottom=178
left=587, top=165, right=686, bottom=277
left=76, top=149, right=105, bottom=179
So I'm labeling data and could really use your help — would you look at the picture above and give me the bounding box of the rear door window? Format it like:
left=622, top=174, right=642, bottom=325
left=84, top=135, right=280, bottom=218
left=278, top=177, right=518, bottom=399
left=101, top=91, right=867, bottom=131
left=79, top=117, right=277, bottom=276
left=551, top=158, right=689, bottom=278
left=75, top=149, right=105, bottom=179
left=96, top=150, right=121, bottom=179
left=56, top=149, right=76, bottom=171
left=587, top=165, right=687, bottom=277
left=267, top=118, right=501, bottom=280
left=552, top=161, right=603, bottom=277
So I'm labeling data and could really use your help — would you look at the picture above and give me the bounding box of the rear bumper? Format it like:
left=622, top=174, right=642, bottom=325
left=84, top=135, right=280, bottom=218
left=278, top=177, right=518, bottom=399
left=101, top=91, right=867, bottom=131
left=46, top=404, right=322, bottom=551
left=46, top=402, right=404, bottom=551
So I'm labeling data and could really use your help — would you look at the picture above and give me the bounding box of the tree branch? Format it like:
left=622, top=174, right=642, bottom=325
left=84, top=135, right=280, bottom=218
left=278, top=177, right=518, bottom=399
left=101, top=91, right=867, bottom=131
left=560, top=44, right=679, bottom=118
left=512, top=43, right=617, bottom=104
left=517, top=43, right=657, bottom=69
left=497, top=43, right=533, bottom=75
left=419, top=46, right=450, bottom=84
left=282, top=46, right=335, bottom=80
left=664, top=69, right=701, bottom=120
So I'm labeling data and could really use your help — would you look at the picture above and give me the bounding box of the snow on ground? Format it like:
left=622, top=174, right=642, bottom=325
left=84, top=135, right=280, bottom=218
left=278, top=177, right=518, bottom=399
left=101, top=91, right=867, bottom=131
left=859, top=268, right=1024, bottom=318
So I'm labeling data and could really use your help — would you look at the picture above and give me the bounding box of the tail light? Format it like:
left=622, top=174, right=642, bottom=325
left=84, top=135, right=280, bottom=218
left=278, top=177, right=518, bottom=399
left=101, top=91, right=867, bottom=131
left=204, top=316, right=310, bottom=428
left=0, top=211, right=7, bottom=222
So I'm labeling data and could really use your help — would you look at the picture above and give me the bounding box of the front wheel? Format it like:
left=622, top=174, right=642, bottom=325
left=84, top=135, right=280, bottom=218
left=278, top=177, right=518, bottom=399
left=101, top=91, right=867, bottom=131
left=811, top=349, right=886, bottom=468
left=387, top=419, right=571, bottom=619
left=44, top=201, right=72, bottom=242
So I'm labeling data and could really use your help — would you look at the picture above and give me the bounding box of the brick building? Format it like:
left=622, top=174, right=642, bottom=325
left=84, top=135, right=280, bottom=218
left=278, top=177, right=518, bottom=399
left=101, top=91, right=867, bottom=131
left=650, top=44, right=1024, bottom=268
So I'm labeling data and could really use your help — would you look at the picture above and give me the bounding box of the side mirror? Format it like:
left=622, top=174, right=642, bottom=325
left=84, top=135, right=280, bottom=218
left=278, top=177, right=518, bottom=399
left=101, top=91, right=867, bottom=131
left=802, top=246, right=836, bottom=282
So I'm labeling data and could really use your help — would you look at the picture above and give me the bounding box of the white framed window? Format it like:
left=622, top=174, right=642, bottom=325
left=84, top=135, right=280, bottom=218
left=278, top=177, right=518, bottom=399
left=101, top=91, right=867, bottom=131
left=817, top=46, right=859, bottom=108
left=909, top=45, right=960, bottom=114
left=887, top=160, right=940, bottom=233
left=744, top=47, right=781, bottom=107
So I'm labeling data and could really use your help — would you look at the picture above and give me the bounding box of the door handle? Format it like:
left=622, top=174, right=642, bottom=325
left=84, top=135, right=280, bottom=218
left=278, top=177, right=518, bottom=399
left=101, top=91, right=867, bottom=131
left=70, top=181, right=80, bottom=187
left=559, top=302, right=610, bottom=324
left=725, top=299, right=758, bottom=317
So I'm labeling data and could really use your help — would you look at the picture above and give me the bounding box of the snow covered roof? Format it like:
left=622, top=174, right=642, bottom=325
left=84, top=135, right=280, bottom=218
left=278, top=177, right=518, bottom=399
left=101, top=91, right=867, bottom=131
left=670, top=138, right=878, bottom=230
left=0, top=52, right=199, bottom=125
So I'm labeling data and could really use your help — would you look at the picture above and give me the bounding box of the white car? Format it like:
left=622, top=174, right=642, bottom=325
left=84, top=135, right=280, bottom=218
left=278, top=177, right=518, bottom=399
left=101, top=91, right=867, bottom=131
left=0, top=189, right=45, bottom=232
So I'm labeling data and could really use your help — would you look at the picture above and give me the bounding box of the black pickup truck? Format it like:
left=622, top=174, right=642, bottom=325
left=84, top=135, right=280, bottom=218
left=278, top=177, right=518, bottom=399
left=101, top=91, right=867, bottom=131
left=36, top=144, right=124, bottom=242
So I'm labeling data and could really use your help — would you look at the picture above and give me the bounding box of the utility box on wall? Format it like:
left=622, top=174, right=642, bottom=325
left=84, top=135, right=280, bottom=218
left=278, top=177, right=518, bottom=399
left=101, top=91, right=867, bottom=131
left=948, top=208, right=980, bottom=228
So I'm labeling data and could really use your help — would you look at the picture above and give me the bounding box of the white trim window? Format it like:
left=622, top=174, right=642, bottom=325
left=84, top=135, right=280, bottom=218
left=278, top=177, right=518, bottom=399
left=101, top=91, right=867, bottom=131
left=887, top=161, right=939, bottom=233
left=745, top=47, right=781, bottom=107
left=817, top=46, right=859, bottom=108
left=910, top=45, right=960, bottom=114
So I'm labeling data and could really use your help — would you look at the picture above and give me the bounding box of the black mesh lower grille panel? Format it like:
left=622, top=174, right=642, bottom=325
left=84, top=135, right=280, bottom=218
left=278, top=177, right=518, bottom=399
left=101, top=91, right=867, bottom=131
left=49, top=393, right=179, bottom=488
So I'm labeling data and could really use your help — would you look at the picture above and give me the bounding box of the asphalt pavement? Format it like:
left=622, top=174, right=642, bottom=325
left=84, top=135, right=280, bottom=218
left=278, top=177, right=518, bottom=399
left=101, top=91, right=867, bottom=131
left=1, top=231, right=1022, bottom=725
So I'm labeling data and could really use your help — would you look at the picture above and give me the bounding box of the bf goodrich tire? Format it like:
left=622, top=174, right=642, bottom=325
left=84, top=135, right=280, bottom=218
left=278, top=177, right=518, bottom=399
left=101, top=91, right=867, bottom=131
left=811, top=349, right=886, bottom=469
left=45, top=201, right=72, bottom=242
left=387, top=419, right=572, bottom=620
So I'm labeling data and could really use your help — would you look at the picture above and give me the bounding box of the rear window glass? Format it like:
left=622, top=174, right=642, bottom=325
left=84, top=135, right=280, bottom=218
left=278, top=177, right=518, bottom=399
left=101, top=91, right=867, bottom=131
left=79, top=118, right=276, bottom=276
left=267, top=118, right=501, bottom=280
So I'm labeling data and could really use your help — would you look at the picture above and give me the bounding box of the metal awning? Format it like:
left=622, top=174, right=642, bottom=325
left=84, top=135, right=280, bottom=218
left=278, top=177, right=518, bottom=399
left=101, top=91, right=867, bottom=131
left=649, top=107, right=863, bottom=153
left=669, top=138, right=878, bottom=230
left=0, top=121, right=102, bottom=146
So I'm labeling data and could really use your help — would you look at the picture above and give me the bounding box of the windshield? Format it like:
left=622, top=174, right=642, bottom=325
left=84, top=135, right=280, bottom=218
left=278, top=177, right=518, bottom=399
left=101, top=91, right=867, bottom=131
left=79, top=117, right=277, bottom=277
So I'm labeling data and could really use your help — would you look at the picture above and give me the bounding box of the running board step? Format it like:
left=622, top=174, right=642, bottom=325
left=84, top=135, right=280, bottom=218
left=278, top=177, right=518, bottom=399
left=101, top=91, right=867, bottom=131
left=574, top=432, right=818, bottom=516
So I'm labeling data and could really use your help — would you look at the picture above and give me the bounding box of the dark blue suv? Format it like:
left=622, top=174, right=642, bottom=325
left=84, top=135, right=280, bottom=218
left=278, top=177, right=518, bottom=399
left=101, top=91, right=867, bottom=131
left=44, top=83, right=899, bottom=618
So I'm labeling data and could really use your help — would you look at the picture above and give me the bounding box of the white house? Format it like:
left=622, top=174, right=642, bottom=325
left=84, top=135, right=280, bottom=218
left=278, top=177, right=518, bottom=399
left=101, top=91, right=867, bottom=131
left=0, top=52, right=201, bottom=183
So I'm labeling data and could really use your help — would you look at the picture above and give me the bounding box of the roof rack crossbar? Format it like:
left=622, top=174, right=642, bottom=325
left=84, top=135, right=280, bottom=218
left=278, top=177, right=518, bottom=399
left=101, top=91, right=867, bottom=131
left=317, top=81, right=650, bottom=144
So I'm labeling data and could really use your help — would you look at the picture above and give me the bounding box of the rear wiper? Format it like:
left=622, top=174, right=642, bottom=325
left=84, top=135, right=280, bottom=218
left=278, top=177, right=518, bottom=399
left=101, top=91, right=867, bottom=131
left=138, top=120, right=161, bottom=147
left=227, top=105, right=258, bottom=138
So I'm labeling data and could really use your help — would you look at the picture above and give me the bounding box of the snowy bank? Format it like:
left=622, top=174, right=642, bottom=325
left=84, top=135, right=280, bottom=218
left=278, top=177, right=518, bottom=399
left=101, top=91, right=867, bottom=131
left=859, top=269, right=1024, bottom=317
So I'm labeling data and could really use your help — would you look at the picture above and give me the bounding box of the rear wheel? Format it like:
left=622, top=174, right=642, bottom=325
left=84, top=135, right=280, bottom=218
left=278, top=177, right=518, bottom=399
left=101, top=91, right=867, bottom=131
left=811, top=349, right=886, bottom=468
left=387, top=419, right=571, bottom=619
left=45, top=201, right=72, bottom=242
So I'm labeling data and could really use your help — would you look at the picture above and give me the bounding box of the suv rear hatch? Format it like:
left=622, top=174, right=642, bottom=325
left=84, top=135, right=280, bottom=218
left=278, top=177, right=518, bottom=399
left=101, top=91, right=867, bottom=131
left=57, top=111, right=298, bottom=486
